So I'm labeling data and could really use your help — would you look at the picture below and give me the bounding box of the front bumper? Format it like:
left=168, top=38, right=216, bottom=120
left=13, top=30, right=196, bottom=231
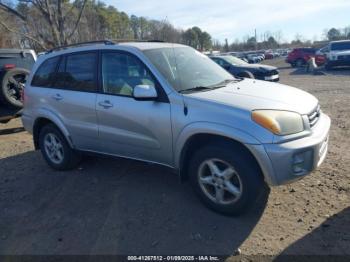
left=327, top=59, right=350, bottom=67
left=255, top=73, right=279, bottom=82
left=247, top=113, right=331, bottom=186
left=264, top=74, right=279, bottom=82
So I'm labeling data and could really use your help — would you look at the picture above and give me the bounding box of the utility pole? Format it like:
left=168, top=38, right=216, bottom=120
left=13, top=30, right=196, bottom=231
left=255, top=29, right=257, bottom=50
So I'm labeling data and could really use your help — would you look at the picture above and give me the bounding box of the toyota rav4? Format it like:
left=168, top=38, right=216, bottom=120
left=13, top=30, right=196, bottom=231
left=22, top=41, right=331, bottom=215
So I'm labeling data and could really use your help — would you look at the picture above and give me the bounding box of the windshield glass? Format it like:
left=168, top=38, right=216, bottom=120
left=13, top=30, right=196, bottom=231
left=222, top=56, right=248, bottom=66
left=331, top=42, right=350, bottom=51
left=143, top=46, right=234, bottom=92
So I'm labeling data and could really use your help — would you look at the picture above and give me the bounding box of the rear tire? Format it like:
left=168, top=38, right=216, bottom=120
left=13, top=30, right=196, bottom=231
left=39, top=124, right=81, bottom=170
left=188, top=143, right=267, bottom=215
left=296, top=59, right=305, bottom=67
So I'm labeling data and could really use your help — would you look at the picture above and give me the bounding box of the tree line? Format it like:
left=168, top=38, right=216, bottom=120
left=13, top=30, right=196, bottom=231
left=1, top=1, right=350, bottom=52
left=0, top=0, right=213, bottom=51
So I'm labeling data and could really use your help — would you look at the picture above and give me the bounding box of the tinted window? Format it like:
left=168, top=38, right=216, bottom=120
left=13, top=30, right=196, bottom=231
left=331, top=42, right=350, bottom=51
left=302, top=48, right=316, bottom=54
left=31, top=56, right=59, bottom=87
left=211, top=58, right=225, bottom=66
left=101, top=52, right=156, bottom=96
left=64, top=52, right=97, bottom=92
left=52, top=56, right=66, bottom=88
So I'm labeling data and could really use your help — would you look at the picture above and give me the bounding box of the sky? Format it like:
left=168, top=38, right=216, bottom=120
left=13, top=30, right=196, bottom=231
left=106, top=0, right=350, bottom=43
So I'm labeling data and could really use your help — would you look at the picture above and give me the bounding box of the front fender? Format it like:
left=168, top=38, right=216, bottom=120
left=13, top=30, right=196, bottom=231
left=174, top=121, right=261, bottom=169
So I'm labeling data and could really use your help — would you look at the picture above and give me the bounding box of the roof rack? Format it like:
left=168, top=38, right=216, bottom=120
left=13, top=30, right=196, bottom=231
left=46, top=40, right=115, bottom=53
left=110, top=39, right=164, bottom=43
left=46, top=39, right=165, bottom=53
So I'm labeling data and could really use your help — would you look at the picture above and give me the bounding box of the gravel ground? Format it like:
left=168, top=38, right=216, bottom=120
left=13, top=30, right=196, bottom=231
left=0, top=58, right=349, bottom=258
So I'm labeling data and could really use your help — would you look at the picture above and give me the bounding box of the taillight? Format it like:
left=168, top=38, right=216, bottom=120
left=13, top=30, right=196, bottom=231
left=4, top=64, right=16, bottom=70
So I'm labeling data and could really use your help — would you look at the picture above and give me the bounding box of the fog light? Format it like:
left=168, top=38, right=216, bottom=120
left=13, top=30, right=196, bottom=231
left=292, top=150, right=313, bottom=174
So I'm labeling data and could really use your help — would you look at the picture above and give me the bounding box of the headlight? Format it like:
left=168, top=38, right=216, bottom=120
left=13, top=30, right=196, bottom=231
left=252, top=110, right=304, bottom=135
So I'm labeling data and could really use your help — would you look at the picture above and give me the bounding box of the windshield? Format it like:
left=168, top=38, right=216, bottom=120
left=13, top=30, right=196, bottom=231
left=331, top=42, right=350, bottom=51
left=222, top=56, right=248, bottom=66
left=143, top=46, right=234, bottom=92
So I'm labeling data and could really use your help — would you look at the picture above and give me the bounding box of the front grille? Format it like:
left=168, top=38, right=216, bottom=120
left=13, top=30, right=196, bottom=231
left=338, top=55, right=350, bottom=60
left=265, top=69, right=279, bottom=76
left=308, top=104, right=321, bottom=128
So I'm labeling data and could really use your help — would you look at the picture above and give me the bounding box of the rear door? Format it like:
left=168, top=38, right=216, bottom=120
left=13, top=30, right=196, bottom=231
left=42, top=52, right=99, bottom=150
left=95, top=50, right=173, bottom=166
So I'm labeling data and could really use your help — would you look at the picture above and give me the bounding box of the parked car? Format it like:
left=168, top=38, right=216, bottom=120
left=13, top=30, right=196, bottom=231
left=210, top=55, right=279, bottom=82
left=286, top=48, right=317, bottom=67
left=22, top=41, right=330, bottom=215
left=0, top=49, right=36, bottom=108
left=264, top=52, right=274, bottom=59
left=246, top=53, right=262, bottom=63
left=323, top=40, right=350, bottom=70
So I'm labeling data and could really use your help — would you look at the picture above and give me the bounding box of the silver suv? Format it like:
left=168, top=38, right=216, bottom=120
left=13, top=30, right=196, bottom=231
left=22, top=41, right=331, bottom=215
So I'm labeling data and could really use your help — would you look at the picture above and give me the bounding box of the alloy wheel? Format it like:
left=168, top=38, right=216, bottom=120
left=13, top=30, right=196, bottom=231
left=198, top=158, right=243, bottom=205
left=43, top=133, right=65, bottom=164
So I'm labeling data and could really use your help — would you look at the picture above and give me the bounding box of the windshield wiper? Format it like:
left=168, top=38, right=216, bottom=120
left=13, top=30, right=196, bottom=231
left=178, top=86, right=214, bottom=93
left=178, top=79, right=236, bottom=94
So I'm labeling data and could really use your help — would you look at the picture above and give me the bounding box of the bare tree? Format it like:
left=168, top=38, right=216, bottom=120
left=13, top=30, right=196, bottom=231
left=0, top=0, right=87, bottom=49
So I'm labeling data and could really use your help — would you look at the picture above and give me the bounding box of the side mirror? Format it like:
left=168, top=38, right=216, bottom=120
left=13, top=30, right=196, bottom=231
left=133, top=85, right=158, bottom=101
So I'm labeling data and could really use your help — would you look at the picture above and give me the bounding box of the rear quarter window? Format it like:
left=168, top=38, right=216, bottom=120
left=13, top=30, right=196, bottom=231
left=31, top=56, right=60, bottom=87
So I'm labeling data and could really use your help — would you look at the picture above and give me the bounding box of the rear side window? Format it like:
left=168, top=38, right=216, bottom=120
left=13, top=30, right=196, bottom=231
left=31, top=56, right=59, bottom=87
left=64, top=52, right=97, bottom=92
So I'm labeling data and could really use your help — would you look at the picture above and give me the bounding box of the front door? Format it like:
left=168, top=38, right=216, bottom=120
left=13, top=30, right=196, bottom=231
left=96, top=51, right=173, bottom=166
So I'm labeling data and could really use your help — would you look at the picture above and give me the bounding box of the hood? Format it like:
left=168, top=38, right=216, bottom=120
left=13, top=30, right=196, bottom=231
left=185, top=79, right=318, bottom=115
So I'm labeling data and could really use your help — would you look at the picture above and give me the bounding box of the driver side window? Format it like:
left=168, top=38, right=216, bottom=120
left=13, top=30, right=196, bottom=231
left=101, top=52, right=156, bottom=97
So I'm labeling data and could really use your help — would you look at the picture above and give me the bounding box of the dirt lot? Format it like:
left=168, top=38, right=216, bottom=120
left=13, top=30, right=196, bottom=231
left=0, top=59, right=349, bottom=258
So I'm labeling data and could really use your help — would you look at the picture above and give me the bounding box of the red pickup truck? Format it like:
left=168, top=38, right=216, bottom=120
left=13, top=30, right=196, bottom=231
left=286, top=48, right=324, bottom=67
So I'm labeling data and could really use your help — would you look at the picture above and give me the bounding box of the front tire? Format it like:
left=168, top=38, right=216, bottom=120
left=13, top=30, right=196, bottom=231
left=237, top=71, right=255, bottom=79
left=189, top=144, right=267, bottom=215
left=39, top=124, right=81, bottom=170
left=325, top=63, right=333, bottom=70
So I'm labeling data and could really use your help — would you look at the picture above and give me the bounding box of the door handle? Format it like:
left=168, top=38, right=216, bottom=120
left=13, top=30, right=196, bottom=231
left=98, top=100, right=113, bottom=108
left=52, top=94, right=63, bottom=101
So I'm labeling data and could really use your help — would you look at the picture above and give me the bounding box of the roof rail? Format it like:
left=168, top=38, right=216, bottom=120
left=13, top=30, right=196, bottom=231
left=46, top=40, right=115, bottom=53
left=110, top=39, right=165, bottom=43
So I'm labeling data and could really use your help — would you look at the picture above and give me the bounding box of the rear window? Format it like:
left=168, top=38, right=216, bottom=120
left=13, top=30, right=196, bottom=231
left=31, top=56, right=59, bottom=87
left=302, top=48, right=316, bottom=54
left=331, top=42, right=350, bottom=51
left=0, top=52, right=35, bottom=70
